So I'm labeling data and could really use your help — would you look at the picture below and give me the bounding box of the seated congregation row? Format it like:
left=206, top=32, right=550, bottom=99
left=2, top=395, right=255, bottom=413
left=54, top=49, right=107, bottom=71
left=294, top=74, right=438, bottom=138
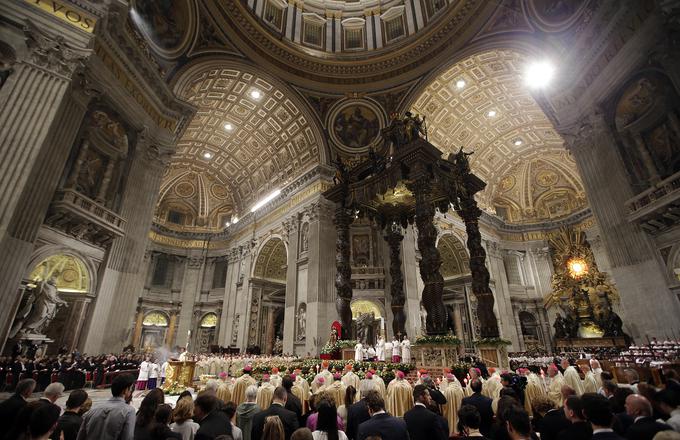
left=1, top=365, right=679, bottom=440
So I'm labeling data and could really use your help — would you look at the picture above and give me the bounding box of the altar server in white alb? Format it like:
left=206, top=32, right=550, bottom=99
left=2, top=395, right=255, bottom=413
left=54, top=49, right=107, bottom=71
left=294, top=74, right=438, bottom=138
left=354, top=341, right=363, bottom=362
left=391, top=337, right=401, bottom=363
left=400, top=336, right=411, bottom=364
left=136, top=356, right=151, bottom=390
left=376, top=336, right=385, bottom=362
left=384, top=339, right=393, bottom=363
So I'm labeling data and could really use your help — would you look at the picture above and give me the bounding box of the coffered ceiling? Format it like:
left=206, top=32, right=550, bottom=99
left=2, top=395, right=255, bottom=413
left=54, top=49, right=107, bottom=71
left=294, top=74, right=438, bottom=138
left=412, top=49, right=587, bottom=223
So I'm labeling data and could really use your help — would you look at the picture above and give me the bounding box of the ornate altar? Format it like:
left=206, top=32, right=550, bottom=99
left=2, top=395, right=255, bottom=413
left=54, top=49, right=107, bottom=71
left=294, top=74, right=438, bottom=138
left=546, top=228, right=630, bottom=346
left=323, top=112, right=500, bottom=340
left=162, top=360, right=196, bottom=390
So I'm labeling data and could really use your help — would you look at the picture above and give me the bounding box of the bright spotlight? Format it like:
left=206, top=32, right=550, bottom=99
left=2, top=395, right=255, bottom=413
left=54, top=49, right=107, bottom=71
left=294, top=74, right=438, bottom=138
left=514, top=139, right=522, bottom=146
left=250, top=90, right=262, bottom=100
left=487, top=110, right=497, bottom=117
left=456, top=79, right=466, bottom=89
left=203, top=152, right=213, bottom=159
left=525, top=60, right=555, bottom=89
left=224, top=123, right=233, bottom=131
left=250, top=189, right=281, bottom=212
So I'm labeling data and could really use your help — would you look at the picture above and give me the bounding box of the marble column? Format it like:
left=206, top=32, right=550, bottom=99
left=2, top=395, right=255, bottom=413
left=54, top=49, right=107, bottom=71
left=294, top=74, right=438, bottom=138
left=236, top=248, right=254, bottom=350
left=264, top=307, right=276, bottom=354
left=131, top=307, right=144, bottom=349
left=166, top=311, right=178, bottom=348
left=306, top=201, right=337, bottom=356
left=82, top=135, right=170, bottom=353
left=0, top=25, right=92, bottom=349
left=485, top=242, right=521, bottom=348
left=218, top=250, right=239, bottom=346
left=177, top=255, right=203, bottom=348
left=563, top=111, right=680, bottom=338
left=452, top=304, right=465, bottom=355
left=282, top=216, right=299, bottom=354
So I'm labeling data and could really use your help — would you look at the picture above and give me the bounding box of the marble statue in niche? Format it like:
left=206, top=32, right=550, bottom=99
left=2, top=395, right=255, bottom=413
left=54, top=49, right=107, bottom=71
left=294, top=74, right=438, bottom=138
left=300, top=223, right=309, bottom=253
left=296, top=303, right=306, bottom=341
left=10, top=276, right=68, bottom=338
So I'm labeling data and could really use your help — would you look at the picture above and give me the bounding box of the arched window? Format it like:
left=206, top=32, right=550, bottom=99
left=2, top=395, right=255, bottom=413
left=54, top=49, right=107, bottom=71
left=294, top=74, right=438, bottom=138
left=143, top=312, right=169, bottom=327
left=28, top=254, right=90, bottom=293
left=199, top=313, right=217, bottom=328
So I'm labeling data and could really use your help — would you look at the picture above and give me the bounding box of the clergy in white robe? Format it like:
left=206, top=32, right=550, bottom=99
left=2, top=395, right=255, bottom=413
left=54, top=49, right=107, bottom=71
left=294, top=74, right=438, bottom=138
left=269, top=367, right=282, bottom=388
left=386, top=371, right=413, bottom=417
left=581, top=365, right=598, bottom=394
left=561, top=359, right=584, bottom=395
left=232, top=367, right=257, bottom=405
left=546, top=365, right=565, bottom=408
left=391, top=338, right=401, bottom=362
left=354, top=342, right=363, bottom=362
left=367, top=346, right=376, bottom=361
left=384, top=341, right=393, bottom=362
left=342, top=365, right=361, bottom=402
left=256, top=374, right=276, bottom=410
left=376, top=337, right=385, bottom=362
left=441, top=373, right=465, bottom=435
left=400, top=337, right=411, bottom=363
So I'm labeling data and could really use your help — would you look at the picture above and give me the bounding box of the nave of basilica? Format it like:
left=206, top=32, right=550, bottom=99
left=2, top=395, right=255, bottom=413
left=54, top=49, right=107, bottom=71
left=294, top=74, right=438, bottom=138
left=0, top=0, right=680, bottom=372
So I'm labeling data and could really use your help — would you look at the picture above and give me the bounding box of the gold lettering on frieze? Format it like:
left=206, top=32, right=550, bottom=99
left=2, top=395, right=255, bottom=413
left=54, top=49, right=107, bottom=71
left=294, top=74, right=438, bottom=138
left=94, top=42, right=177, bottom=131
left=24, top=0, right=97, bottom=33
left=148, top=231, right=228, bottom=249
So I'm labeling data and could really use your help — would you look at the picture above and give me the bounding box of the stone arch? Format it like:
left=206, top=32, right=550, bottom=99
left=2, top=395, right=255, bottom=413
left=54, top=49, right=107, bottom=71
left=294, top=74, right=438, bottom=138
left=142, top=310, right=170, bottom=327
left=252, top=237, right=288, bottom=281
left=199, top=312, right=218, bottom=328
left=167, top=57, right=330, bottom=216
left=24, top=247, right=97, bottom=295
left=436, top=233, right=471, bottom=279
left=518, top=310, right=540, bottom=348
left=404, top=46, right=586, bottom=223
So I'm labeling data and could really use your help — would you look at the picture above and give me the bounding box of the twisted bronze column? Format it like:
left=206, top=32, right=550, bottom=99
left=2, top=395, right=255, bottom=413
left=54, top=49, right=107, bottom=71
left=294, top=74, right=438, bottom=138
left=385, top=226, right=406, bottom=338
left=458, top=195, right=500, bottom=338
left=334, top=203, right=353, bottom=338
left=414, top=179, right=448, bottom=335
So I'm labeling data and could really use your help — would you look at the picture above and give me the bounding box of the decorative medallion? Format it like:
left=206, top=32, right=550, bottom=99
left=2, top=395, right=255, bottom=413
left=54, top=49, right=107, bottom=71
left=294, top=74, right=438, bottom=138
left=175, top=181, right=196, bottom=198
left=327, top=99, right=386, bottom=155
left=130, top=0, right=196, bottom=59
left=499, top=175, right=515, bottom=192
left=211, top=184, right=229, bottom=200
left=535, top=170, right=559, bottom=187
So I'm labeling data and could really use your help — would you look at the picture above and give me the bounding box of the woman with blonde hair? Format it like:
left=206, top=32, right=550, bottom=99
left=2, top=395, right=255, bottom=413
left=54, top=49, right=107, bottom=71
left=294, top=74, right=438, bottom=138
left=263, top=415, right=285, bottom=440
left=171, top=396, right=200, bottom=440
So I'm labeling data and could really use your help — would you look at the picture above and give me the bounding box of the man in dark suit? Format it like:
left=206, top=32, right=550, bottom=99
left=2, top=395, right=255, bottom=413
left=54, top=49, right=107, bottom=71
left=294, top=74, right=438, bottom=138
left=282, top=375, right=302, bottom=425
left=347, top=382, right=372, bottom=440
left=194, top=393, right=234, bottom=440
left=404, top=385, right=448, bottom=440
left=535, top=397, right=570, bottom=440
left=357, top=390, right=408, bottom=440
left=624, top=394, right=672, bottom=440
left=582, top=393, right=625, bottom=440
left=461, top=378, right=493, bottom=437
left=557, top=396, right=592, bottom=440
left=252, top=386, right=299, bottom=440
left=0, top=378, right=35, bottom=427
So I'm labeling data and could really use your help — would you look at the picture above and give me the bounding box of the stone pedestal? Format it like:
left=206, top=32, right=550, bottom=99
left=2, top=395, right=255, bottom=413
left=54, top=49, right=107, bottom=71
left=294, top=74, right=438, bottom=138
left=7, top=334, right=53, bottom=358
left=411, top=344, right=459, bottom=368
left=476, top=343, right=510, bottom=369
left=554, top=337, right=627, bottom=349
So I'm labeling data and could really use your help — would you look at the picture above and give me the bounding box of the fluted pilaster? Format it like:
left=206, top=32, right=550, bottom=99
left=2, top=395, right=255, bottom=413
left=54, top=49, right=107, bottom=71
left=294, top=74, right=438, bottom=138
left=83, top=138, right=169, bottom=353
left=0, top=25, right=91, bottom=349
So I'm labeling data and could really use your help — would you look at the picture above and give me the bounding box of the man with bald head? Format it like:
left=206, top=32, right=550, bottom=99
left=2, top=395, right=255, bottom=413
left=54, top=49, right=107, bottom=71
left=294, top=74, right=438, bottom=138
left=624, top=394, right=672, bottom=440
